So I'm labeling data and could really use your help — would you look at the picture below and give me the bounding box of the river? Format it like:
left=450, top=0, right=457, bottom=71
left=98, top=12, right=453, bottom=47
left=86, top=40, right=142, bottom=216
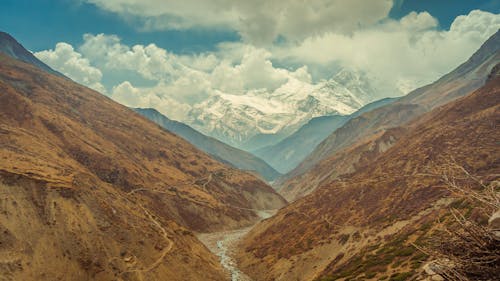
left=197, top=210, right=276, bottom=281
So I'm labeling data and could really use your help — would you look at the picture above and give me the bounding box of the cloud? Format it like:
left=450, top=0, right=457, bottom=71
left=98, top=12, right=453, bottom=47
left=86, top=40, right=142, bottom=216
left=274, top=10, right=500, bottom=94
left=79, top=33, right=178, bottom=81
left=84, top=0, right=393, bottom=45
left=111, top=80, right=193, bottom=120
left=210, top=47, right=291, bottom=93
left=34, top=43, right=106, bottom=93
left=36, top=9, right=500, bottom=121
left=79, top=33, right=309, bottom=93
left=62, top=33, right=312, bottom=120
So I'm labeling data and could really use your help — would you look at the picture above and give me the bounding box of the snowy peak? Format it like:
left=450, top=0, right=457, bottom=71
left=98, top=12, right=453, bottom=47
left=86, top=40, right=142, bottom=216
left=186, top=69, right=377, bottom=149
left=332, top=69, right=376, bottom=104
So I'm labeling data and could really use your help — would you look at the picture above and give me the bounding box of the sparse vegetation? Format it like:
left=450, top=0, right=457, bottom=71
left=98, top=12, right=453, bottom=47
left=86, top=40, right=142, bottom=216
left=421, top=160, right=500, bottom=281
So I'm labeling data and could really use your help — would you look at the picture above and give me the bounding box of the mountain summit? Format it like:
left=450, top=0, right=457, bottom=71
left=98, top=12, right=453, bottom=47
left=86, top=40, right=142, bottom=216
left=0, top=31, right=62, bottom=76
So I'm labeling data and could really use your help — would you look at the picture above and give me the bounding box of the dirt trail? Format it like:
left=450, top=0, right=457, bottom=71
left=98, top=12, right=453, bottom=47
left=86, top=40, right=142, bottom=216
left=197, top=209, right=277, bottom=281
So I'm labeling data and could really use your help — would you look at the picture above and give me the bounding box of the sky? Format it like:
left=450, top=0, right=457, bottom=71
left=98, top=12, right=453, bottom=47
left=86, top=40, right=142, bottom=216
left=1, top=0, right=499, bottom=121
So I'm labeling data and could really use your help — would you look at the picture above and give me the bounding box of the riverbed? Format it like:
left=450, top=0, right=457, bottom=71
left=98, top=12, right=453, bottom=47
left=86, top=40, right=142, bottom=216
left=197, top=210, right=276, bottom=281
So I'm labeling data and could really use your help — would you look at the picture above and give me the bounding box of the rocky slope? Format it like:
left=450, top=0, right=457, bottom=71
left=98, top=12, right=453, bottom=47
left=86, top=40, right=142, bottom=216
left=0, top=49, right=286, bottom=280
left=187, top=69, right=377, bottom=150
left=236, top=68, right=500, bottom=281
left=255, top=97, right=396, bottom=174
left=133, top=108, right=280, bottom=181
left=278, top=29, right=500, bottom=201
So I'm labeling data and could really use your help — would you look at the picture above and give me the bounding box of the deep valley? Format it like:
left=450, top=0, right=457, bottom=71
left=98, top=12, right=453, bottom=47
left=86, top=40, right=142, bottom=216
left=0, top=5, right=499, bottom=281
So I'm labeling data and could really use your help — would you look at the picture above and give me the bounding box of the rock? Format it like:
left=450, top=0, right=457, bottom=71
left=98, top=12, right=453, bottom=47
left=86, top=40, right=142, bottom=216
left=423, top=262, right=445, bottom=281
left=423, top=263, right=438, bottom=275
left=488, top=209, right=500, bottom=230
left=489, top=209, right=500, bottom=238
left=431, top=275, right=444, bottom=281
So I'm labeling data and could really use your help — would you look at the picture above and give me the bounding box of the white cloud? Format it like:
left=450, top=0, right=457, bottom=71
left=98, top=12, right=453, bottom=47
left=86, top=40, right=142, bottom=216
left=35, top=43, right=106, bottom=93
left=111, top=80, right=192, bottom=120
left=80, top=33, right=178, bottom=81
left=399, top=11, right=438, bottom=31
left=79, top=33, right=310, bottom=94
left=36, top=9, right=500, bottom=122
left=68, top=33, right=312, bottom=120
left=210, top=47, right=290, bottom=93
left=84, top=0, right=393, bottom=45
left=274, top=10, right=500, bottom=94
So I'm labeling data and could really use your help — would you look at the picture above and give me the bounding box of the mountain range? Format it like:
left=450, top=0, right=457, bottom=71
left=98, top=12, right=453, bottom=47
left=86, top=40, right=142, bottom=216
left=186, top=69, right=378, bottom=150
left=1, top=27, right=499, bottom=281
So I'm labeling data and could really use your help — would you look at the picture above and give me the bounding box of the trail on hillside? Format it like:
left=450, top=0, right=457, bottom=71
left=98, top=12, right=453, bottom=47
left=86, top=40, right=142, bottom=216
left=198, top=210, right=276, bottom=281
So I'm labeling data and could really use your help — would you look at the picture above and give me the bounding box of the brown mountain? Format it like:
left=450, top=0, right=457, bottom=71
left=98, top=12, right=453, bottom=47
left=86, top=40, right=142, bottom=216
left=0, top=47, right=285, bottom=280
left=278, top=30, right=500, bottom=201
left=236, top=65, right=500, bottom=281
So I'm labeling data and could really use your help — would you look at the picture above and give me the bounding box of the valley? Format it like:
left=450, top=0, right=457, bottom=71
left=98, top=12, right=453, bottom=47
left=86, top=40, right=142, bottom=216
left=198, top=210, right=276, bottom=281
left=0, top=5, right=499, bottom=280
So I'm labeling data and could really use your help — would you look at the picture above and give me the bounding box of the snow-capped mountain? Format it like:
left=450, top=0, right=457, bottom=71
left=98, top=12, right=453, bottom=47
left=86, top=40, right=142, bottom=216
left=187, top=69, right=376, bottom=149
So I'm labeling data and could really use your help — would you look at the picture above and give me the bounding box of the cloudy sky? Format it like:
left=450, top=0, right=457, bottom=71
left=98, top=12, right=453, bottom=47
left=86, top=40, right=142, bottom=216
left=1, top=0, right=499, bottom=121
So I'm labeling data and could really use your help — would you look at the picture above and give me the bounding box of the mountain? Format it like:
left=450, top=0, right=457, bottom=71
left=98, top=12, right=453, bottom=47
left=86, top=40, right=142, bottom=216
left=278, top=29, right=500, bottom=201
left=133, top=107, right=281, bottom=181
left=0, top=31, right=62, bottom=76
left=253, top=115, right=348, bottom=173
left=0, top=41, right=286, bottom=280
left=187, top=69, right=377, bottom=150
left=236, top=64, right=500, bottom=281
left=254, top=97, right=396, bottom=174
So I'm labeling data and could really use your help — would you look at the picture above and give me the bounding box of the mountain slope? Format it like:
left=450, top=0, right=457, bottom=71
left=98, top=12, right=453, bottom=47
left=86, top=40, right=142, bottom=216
left=255, top=97, right=396, bottom=174
left=278, top=29, right=500, bottom=200
left=236, top=67, right=500, bottom=281
left=0, top=50, right=286, bottom=280
left=133, top=108, right=281, bottom=181
left=254, top=115, right=348, bottom=173
left=0, top=31, right=62, bottom=76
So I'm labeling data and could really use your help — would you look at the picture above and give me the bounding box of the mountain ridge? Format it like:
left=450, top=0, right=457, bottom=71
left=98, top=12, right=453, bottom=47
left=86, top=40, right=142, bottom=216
left=0, top=31, right=63, bottom=77
left=133, top=107, right=281, bottom=181
left=186, top=69, right=378, bottom=150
